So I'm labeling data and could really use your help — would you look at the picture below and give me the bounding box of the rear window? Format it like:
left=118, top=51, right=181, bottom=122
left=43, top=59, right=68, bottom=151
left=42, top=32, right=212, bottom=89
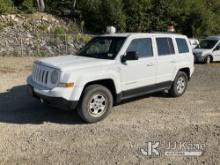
left=156, top=38, right=175, bottom=56
left=176, top=38, right=189, bottom=53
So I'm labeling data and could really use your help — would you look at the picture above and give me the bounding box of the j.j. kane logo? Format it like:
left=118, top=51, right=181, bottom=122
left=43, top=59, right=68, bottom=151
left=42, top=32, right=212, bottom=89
left=140, top=141, right=206, bottom=157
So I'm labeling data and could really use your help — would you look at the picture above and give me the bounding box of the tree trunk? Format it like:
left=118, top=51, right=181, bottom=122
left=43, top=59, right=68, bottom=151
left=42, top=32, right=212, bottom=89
left=73, top=0, right=77, bottom=9
left=36, top=0, right=45, bottom=12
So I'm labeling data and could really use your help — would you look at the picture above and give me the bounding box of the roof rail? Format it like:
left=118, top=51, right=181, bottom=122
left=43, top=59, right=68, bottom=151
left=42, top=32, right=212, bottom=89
left=150, top=31, right=182, bottom=35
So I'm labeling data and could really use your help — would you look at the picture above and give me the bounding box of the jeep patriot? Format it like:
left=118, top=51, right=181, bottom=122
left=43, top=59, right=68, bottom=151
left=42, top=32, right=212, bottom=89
left=27, top=33, right=194, bottom=123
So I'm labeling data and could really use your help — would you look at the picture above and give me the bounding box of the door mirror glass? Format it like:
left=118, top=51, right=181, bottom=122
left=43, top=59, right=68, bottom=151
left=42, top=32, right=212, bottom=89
left=121, top=51, right=139, bottom=62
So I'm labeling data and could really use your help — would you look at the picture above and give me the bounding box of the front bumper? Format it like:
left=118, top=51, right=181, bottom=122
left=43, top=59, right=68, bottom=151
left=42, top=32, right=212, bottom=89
left=194, top=54, right=205, bottom=63
left=29, top=85, right=78, bottom=110
left=27, top=76, right=78, bottom=110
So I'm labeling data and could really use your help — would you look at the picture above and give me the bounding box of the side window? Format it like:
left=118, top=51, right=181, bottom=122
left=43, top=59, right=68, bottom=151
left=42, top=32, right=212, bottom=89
left=156, top=37, right=175, bottom=56
left=176, top=38, right=189, bottom=54
left=127, top=38, right=153, bottom=58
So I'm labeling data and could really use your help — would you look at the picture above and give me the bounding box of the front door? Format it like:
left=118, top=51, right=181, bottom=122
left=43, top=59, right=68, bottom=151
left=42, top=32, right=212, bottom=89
left=120, top=38, right=157, bottom=92
left=213, top=43, right=220, bottom=61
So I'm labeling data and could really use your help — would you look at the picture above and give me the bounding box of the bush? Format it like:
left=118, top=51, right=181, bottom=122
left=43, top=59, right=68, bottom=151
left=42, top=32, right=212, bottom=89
left=54, top=26, right=66, bottom=41
left=78, top=0, right=126, bottom=33
left=22, top=0, right=36, bottom=13
left=0, top=0, right=13, bottom=14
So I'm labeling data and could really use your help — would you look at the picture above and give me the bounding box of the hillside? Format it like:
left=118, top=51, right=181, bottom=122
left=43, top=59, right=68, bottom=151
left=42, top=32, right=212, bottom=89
left=0, top=12, right=90, bottom=56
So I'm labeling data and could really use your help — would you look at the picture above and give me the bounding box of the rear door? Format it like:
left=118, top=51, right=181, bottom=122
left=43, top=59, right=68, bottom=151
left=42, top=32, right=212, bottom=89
left=156, top=37, right=177, bottom=83
left=175, top=37, right=192, bottom=64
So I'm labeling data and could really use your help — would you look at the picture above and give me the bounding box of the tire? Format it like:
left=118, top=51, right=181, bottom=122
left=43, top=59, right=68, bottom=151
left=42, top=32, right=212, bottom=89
left=77, top=85, right=113, bottom=123
left=169, top=71, right=188, bottom=97
left=204, top=55, right=212, bottom=64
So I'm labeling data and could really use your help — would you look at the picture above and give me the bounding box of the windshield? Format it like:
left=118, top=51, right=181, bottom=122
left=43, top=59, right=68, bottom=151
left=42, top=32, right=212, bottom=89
left=196, top=39, right=218, bottom=49
left=78, top=37, right=126, bottom=59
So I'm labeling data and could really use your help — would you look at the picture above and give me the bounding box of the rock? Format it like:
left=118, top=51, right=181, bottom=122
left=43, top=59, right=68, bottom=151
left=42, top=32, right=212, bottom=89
left=0, top=13, right=86, bottom=56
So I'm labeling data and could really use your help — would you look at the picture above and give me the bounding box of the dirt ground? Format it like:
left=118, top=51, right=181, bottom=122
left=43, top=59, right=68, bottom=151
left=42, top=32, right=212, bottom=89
left=0, top=57, right=219, bottom=165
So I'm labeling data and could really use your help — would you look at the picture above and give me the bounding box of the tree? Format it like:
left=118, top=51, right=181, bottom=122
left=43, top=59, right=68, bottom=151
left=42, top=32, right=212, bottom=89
left=2, top=0, right=219, bottom=37
left=78, top=0, right=126, bottom=33
left=123, top=0, right=152, bottom=32
left=73, top=0, right=77, bottom=9
left=0, top=0, right=13, bottom=14
left=36, top=0, right=45, bottom=11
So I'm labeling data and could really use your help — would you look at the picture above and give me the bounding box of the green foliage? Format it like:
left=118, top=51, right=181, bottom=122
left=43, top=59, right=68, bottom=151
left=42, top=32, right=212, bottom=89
left=123, top=0, right=152, bottom=32
left=38, top=24, right=49, bottom=32
left=75, top=33, right=91, bottom=43
left=77, top=0, right=126, bottom=33
left=0, top=0, right=219, bottom=37
left=171, top=0, right=220, bottom=37
left=67, top=22, right=81, bottom=33
left=54, top=26, right=66, bottom=41
left=45, top=0, right=74, bottom=16
left=0, top=0, right=13, bottom=14
left=22, top=0, right=36, bottom=13
left=75, top=0, right=219, bottom=37
left=54, top=26, right=65, bottom=35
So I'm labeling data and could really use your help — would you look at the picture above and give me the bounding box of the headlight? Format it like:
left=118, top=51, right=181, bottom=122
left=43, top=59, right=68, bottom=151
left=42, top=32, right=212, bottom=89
left=51, top=70, right=59, bottom=84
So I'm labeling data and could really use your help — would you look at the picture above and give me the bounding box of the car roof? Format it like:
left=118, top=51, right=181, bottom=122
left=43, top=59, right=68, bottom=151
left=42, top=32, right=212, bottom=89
left=189, top=38, right=199, bottom=41
left=100, top=32, right=187, bottom=38
left=207, top=35, right=220, bottom=40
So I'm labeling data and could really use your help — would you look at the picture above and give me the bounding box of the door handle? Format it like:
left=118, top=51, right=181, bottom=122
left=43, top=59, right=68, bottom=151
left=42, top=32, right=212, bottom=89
left=146, top=63, right=154, bottom=67
left=170, top=60, right=176, bottom=63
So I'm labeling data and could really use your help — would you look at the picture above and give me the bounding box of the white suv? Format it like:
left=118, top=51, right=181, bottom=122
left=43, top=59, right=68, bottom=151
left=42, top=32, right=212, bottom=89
left=193, top=35, right=220, bottom=64
left=27, top=33, right=194, bottom=123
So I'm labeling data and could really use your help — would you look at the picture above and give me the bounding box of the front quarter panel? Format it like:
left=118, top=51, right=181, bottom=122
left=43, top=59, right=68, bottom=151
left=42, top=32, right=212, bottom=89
left=60, top=65, right=121, bottom=101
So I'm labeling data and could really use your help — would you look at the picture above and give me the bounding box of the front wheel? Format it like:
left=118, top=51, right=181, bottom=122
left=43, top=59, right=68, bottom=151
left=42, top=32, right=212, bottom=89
left=169, top=71, right=188, bottom=97
left=204, top=55, right=212, bottom=64
left=77, top=85, right=113, bottom=123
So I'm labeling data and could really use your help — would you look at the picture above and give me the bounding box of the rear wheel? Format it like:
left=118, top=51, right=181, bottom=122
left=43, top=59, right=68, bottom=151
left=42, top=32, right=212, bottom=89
left=169, top=71, right=188, bottom=97
left=77, top=85, right=113, bottom=123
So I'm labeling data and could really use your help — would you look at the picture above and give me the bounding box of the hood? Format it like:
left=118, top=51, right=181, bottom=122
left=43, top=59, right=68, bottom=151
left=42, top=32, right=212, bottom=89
left=193, top=48, right=211, bottom=55
left=36, top=55, right=115, bottom=71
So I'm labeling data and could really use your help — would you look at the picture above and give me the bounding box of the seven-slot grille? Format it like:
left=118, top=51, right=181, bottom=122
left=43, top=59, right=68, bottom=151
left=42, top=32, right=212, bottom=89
left=32, top=63, right=50, bottom=86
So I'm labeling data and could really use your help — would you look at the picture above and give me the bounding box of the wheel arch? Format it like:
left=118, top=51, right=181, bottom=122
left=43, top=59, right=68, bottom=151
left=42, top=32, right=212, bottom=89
left=206, top=54, right=213, bottom=62
left=178, top=67, right=190, bottom=80
left=82, top=79, right=118, bottom=105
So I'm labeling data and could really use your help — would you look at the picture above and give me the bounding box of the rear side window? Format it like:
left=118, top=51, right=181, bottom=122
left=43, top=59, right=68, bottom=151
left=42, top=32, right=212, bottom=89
left=156, top=38, right=175, bottom=56
left=127, top=38, right=153, bottom=58
left=176, top=38, right=189, bottom=53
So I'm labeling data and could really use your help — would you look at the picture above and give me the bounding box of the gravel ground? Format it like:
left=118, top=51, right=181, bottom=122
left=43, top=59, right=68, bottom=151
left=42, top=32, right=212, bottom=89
left=0, top=57, right=219, bottom=165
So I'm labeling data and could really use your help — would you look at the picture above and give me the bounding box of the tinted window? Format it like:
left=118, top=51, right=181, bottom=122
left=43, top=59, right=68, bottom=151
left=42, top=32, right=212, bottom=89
left=196, top=39, right=218, bottom=49
left=176, top=38, right=189, bottom=53
left=127, top=38, right=153, bottom=58
left=156, top=38, right=175, bottom=56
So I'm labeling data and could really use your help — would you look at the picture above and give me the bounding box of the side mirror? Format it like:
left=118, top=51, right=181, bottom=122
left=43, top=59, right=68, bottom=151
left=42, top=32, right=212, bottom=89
left=214, top=45, right=220, bottom=51
left=121, top=51, right=139, bottom=63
